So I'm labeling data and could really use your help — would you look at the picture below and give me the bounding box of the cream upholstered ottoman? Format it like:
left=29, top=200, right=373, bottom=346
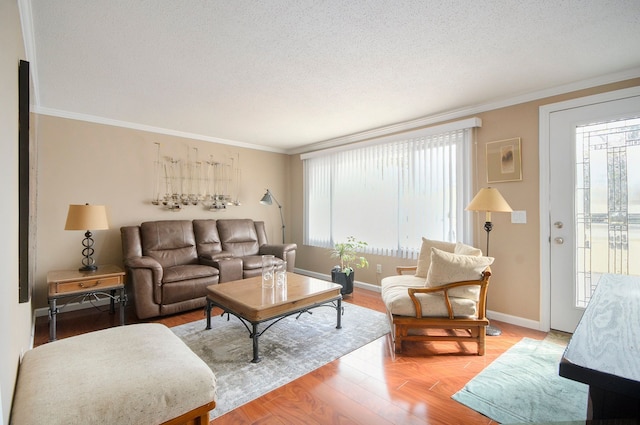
left=11, top=323, right=216, bottom=425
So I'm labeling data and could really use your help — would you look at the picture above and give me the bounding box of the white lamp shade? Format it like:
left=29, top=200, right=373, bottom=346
left=466, top=187, right=512, bottom=213
left=64, top=204, right=109, bottom=231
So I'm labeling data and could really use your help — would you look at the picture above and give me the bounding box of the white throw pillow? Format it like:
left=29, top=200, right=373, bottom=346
left=415, top=238, right=457, bottom=278
left=425, top=247, right=494, bottom=300
left=454, top=242, right=483, bottom=257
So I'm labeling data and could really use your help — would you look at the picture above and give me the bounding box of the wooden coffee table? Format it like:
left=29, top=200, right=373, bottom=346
left=205, top=273, right=343, bottom=363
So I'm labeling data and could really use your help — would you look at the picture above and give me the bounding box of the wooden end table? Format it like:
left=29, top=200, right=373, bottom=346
left=205, top=272, right=343, bottom=363
left=47, top=264, right=126, bottom=341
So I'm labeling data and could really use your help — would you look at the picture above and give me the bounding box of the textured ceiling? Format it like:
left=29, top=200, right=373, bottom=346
left=23, top=0, right=640, bottom=152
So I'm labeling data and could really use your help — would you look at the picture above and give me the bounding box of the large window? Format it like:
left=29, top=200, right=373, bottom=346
left=302, top=118, right=479, bottom=259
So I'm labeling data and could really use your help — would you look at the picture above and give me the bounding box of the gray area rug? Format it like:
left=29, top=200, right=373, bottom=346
left=171, top=302, right=390, bottom=419
left=452, top=337, right=589, bottom=424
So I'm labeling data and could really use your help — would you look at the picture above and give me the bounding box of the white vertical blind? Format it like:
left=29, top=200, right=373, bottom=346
left=303, top=120, right=476, bottom=259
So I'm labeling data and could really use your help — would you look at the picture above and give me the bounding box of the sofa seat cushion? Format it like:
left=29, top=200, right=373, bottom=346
left=381, top=275, right=477, bottom=318
left=163, top=264, right=219, bottom=283
left=161, top=277, right=219, bottom=305
left=11, top=324, right=217, bottom=425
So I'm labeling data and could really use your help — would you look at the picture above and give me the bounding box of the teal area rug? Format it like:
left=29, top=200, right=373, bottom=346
left=452, top=337, right=589, bottom=424
left=171, top=302, right=390, bottom=419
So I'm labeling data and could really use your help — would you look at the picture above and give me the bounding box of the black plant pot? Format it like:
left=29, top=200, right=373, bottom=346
left=331, top=266, right=354, bottom=295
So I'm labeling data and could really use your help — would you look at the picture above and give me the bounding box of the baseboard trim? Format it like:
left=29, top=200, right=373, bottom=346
left=486, top=310, right=543, bottom=331
left=293, top=268, right=381, bottom=293
left=34, top=297, right=113, bottom=318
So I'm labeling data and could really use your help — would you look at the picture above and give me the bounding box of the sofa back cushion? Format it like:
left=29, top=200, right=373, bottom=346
left=193, top=219, right=223, bottom=257
left=217, top=219, right=261, bottom=256
left=140, top=220, right=198, bottom=268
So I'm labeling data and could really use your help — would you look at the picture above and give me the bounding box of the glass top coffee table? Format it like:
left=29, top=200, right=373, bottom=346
left=205, top=272, right=343, bottom=363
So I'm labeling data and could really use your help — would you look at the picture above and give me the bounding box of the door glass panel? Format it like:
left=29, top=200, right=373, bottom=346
left=575, top=117, right=640, bottom=307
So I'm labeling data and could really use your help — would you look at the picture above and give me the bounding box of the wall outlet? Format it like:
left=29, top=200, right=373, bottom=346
left=376, top=264, right=382, bottom=273
left=511, top=210, right=527, bottom=224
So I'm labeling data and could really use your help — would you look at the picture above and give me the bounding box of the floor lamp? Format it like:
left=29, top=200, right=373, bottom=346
left=259, top=189, right=285, bottom=243
left=466, top=187, right=512, bottom=336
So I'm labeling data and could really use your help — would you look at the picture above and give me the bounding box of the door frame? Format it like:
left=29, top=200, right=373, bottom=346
left=538, top=85, right=640, bottom=332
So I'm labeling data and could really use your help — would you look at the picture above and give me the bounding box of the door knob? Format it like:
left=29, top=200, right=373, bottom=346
left=554, top=221, right=564, bottom=229
left=554, top=237, right=564, bottom=244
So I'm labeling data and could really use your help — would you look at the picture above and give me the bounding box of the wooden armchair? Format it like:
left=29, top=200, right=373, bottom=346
left=380, top=237, right=495, bottom=355
left=387, top=264, right=491, bottom=355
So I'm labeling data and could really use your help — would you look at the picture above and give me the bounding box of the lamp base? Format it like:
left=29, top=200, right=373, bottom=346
left=79, top=265, right=98, bottom=272
left=486, top=324, right=502, bottom=336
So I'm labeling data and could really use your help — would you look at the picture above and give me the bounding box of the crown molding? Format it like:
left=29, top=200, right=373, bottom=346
left=33, top=106, right=288, bottom=154
left=288, top=67, right=640, bottom=156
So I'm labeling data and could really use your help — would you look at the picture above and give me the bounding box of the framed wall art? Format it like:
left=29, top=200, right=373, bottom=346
left=486, top=137, right=522, bottom=183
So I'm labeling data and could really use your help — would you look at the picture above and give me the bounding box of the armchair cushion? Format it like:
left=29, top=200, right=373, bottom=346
left=415, top=238, right=456, bottom=278
left=382, top=275, right=477, bottom=317
left=425, top=247, right=494, bottom=300
left=454, top=242, right=483, bottom=256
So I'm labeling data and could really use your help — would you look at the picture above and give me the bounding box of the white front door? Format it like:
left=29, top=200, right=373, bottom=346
left=546, top=90, right=640, bottom=333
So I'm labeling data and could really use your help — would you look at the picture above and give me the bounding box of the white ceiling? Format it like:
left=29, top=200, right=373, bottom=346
left=22, top=0, right=640, bottom=153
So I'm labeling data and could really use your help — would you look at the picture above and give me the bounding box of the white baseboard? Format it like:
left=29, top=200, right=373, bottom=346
left=293, top=268, right=381, bottom=293
left=34, top=297, right=113, bottom=318
left=486, top=310, right=544, bottom=331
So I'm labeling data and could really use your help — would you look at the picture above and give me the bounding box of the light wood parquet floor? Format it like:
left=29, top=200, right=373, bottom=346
left=34, top=287, right=548, bottom=425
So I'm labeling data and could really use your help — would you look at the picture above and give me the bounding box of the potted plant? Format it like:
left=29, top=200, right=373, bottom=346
left=330, top=236, right=369, bottom=295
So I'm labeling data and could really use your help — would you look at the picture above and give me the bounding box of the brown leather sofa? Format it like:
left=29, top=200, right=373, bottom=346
left=121, top=219, right=297, bottom=319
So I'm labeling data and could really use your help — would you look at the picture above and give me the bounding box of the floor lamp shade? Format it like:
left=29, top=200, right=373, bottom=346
left=65, top=204, right=109, bottom=271
left=259, top=189, right=285, bottom=244
left=465, top=187, right=513, bottom=222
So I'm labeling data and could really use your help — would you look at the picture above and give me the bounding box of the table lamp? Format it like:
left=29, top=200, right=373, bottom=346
left=64, top=203, right=109, bottom=271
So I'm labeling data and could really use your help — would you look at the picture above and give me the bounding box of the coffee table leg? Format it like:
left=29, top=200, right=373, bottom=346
left=205, top=299, right=212, bottom=330
left=336, top=298, right=342, bottom=329
left=251, top=323, right=261, bottom=363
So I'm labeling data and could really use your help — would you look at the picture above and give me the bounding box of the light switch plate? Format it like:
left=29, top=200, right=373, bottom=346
left=511, top=210, right=527, bottom=224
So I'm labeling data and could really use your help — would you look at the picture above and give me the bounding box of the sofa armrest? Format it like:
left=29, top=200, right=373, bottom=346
left=259, top=244, right=297, bottom=271
left=122, top=256, right=165, bottom=317
left=124, top=256, right=163, bottom=284
left=259, top=243, right=297, bottom=256
left=200, top=257, right=243, bottom=283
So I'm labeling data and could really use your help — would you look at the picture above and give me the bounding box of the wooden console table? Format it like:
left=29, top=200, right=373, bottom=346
left=559, top=274, right=640, bottom=420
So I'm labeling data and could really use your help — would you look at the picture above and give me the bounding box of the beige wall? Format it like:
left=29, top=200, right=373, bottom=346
left=34, top=116, right=291, bottom=309
left=290, top=78, right=640, bottom=326
left=0, top=0, right=33, bottom=422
